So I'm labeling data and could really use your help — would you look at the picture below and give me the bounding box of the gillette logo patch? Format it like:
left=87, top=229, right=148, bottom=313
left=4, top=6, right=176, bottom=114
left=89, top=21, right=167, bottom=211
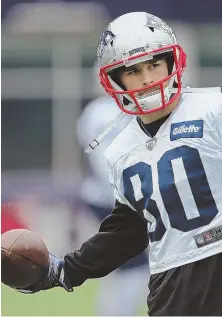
left=170, top=120, right=203, bottom=141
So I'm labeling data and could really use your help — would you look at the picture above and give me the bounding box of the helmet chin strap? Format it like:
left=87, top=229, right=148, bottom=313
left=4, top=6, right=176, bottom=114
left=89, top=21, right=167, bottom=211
left=84, top=86, right=221, bottom=154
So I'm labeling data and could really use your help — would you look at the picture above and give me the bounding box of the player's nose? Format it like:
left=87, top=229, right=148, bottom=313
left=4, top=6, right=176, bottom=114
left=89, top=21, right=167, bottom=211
left=141, top=69, right=154, bottom=86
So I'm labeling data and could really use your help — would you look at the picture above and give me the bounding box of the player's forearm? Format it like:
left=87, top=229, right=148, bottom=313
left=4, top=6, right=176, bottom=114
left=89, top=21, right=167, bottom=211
left=63, top=201, right=149, bottom=287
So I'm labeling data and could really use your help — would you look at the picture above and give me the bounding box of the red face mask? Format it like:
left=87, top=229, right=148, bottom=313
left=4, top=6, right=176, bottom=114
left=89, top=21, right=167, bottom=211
left=99, top=44, right=187, bottom=115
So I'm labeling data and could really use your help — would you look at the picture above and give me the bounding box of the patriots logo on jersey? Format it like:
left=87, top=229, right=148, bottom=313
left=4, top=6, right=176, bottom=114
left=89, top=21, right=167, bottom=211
left=170, top=120, right=203, bottom=141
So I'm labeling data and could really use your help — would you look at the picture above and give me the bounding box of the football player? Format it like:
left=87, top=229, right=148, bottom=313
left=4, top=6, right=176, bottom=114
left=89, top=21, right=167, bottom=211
left=15, top=12, right=222, bottom=316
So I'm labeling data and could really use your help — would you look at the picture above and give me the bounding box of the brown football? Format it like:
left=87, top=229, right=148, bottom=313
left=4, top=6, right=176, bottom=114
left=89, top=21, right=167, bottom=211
left=1, top=229, right=49, bottom=289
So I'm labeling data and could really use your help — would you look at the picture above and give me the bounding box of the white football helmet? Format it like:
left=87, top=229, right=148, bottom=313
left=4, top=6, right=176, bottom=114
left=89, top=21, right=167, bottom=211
left=97, top=12, right=187, bottom=115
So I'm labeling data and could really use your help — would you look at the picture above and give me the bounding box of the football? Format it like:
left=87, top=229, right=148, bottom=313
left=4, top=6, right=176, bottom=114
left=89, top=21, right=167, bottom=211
left=1, top=229, right=49, bottom=289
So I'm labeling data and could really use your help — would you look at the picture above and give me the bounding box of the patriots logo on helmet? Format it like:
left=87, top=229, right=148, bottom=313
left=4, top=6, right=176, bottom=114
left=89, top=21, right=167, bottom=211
left=100, top=29, right=115, bottom=47
left=97, top=28, right=116, bottom=64
left=145, top=13, right=174, bottom=37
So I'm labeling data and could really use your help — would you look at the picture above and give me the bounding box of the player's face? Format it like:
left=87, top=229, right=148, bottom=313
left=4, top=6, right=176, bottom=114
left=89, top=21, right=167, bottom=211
left=120, top=59, right=169, bottom=95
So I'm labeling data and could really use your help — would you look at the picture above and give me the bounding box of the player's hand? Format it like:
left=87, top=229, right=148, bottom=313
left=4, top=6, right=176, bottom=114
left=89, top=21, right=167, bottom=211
left=16, top=253, right=73, bottom=293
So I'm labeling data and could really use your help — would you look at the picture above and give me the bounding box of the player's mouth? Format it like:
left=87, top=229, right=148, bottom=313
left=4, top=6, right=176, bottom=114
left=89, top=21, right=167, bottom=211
left=137, top=87, right=160, bottom=98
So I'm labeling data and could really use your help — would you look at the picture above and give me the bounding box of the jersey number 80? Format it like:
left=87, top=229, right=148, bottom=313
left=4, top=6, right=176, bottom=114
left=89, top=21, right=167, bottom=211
left=123, top=145, right=219, bottom=242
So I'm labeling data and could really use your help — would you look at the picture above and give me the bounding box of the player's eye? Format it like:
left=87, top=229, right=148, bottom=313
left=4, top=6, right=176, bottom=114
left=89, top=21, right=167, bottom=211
left=148, top=63, right=160, bottom=70
left=124, top=67, right=139, bottom=76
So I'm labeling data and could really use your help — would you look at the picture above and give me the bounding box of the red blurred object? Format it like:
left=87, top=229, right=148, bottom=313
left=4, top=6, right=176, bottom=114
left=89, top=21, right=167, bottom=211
left=1, top=203, right=26, bottom=234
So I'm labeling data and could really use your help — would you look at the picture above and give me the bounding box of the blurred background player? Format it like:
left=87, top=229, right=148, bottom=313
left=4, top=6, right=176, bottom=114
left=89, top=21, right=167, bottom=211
left=76, top=68, right=150, bottom=315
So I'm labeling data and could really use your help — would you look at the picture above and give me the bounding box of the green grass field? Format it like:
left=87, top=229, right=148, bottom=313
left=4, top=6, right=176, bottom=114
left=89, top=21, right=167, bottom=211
left=2, top=280, right=99, bottom=316
left=2, top=281, right=147, bottom=316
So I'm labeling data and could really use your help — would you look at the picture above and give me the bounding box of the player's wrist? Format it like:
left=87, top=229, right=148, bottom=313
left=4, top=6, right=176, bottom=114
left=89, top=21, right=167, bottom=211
left=35, top=253, right=73, bottom=292
left=58, top=262, right=73, bottom=292
left=16, top=253, right=73, bottom=293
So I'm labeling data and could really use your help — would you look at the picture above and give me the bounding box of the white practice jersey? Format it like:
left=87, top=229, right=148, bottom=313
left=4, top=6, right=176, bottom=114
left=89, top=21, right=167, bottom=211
left=105, top=92, right=222, bottom=274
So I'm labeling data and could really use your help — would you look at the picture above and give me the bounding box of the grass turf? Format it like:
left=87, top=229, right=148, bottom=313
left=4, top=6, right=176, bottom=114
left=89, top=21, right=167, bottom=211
left=1, top=280, right=99, bottom=316
left=2, top=280, right=147, bottom=316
